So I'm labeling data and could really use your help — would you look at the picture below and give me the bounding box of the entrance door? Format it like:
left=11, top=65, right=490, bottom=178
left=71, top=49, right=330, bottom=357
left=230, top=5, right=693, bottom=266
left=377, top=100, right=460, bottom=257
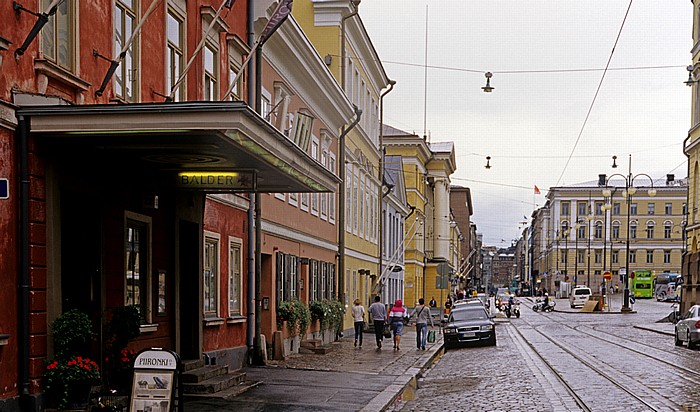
left=178, top=220, right=201, bottom=360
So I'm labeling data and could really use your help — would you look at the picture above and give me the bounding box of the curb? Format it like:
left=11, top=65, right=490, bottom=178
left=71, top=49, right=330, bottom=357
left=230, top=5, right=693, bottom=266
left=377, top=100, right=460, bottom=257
left=360, top=338, right=444, bottom=412
left=633, top=324, right=675, bottom=336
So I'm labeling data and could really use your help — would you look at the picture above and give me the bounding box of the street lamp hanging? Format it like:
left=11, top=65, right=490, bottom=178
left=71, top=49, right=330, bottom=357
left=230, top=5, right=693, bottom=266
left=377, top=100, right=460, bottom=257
left=482, top=72, right=494, bottom=93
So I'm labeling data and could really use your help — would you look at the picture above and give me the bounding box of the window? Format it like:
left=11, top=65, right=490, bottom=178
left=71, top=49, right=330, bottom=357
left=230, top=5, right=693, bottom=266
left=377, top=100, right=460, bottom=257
left=561, top=222, right=569, bottom=238
left=578, top=202, right=587, bottom=216
left=594, top=222, right=602, bottom=239
left=276, top=252, right=298, bottom=304
left=309, top=260, right=319, bottom=301
left=229, top=239, right=242, bottom=316
left=630, top=223, right=637, bottom=239
left=612, top=223, right=620, bottom=239
left=115, top=0, right=139, bottom=101
left=612, top=251, right=619, bottom=264
left=204, top=44, right=218, bottom=100
left=664, top=224, right=672, bottom=239
left=577, top=250, right=585, bottom=264
left=289, top=192, right=298, bottom=207
left=664, top=250, right=671, bottom=264
left=594, top=270, right=601, bottom=277
left=646, top=250, right=654, bottom=264
left=353, top=169, right=359, bottom=234
left=631, top=203, right=638, bottom=215
left=359, top=175, right=364, bottom=237
left=125, top=213, right=151, bottom=323
left=345, top=163, right=352, bottom=231
left=301, top=193, right=309, bottom=212
left=595, top=202, right=603, bottom=215
left=577, top=225, right=586, bottom=239
left=630, top=250, right=636, bottom=263
left=561, top=202, right=570, bottom=216
left=167, top=9, right=185, bottom=101
left=561, top=250, right=567, bottom=264
left=647, top=203, right=655, bottom=215
left=613, top=203, right=621, bottom=215
left=41, top=0, right=74, bottom=71
left=665, top=203, right=673, bottom=215
left=228, top=64, right=241, bottom=100
left=320, top=151, right=328, bottom=220
left=646, top=224, right=654, bottom=239
left=329, top=154, right=336, bottom=223
left=594, top=249, right=601, bottom=264
left=204, top=234, right=220, bottom=317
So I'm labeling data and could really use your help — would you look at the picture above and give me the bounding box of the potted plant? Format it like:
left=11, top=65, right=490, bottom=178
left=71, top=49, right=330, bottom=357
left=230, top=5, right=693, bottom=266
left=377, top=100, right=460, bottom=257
left=44, top=309, right=99, bottom=410
left=103, top=306, right=141, bottom=394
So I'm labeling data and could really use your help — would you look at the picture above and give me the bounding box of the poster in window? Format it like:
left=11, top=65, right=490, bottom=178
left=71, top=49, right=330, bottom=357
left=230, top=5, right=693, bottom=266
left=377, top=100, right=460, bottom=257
left=157, top=270, right=166, bottom=316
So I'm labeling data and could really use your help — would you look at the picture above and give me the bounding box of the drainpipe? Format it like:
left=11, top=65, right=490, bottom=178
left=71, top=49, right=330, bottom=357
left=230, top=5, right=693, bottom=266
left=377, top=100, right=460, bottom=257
left=245, top=0, right=255, bottom=364
left=252, top=44, right=265, bottom=365
left=682, top=133, right=692, bottom=312
left=338, top=105, right=362, bottom=308
left=378, top=80, right=395, bottom=300
left=18, top=115, right=30, bottom=407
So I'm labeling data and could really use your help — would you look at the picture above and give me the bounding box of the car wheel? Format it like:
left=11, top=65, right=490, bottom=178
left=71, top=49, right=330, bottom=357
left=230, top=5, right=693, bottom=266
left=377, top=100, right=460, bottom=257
left=487, top=335, right=496, bottom=346
left=675, top=330, right=684, bottom=346
left=570, top=304, right=575, bottom=308
left=657, top=291, right=667, bottom=302
left=532, top=305, right=538, bottom=312
left=688, top=331, right=697, bottom=349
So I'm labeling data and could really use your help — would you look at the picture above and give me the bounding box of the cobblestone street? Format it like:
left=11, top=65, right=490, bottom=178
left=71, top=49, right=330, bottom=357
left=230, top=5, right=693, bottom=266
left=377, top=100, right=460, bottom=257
left=399, top=297, right=700, bottom=412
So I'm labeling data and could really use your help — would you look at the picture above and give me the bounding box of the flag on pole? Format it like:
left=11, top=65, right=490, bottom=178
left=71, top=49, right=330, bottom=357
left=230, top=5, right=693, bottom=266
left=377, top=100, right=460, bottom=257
left=534, top=185, right=540, bottom=195
left=259, top=0, right=293, bottom=44
left=224, top=0, right=236, bottom=9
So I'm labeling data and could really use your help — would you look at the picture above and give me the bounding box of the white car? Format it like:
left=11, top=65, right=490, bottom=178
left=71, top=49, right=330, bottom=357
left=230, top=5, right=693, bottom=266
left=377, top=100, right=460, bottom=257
left=569, top=286, right=592, bottom=308
left=675, top=305, right=700, bottom=349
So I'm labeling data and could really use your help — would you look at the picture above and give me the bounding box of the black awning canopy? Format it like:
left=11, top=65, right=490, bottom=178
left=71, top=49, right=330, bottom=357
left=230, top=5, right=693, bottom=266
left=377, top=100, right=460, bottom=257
left=18, top=102, right=339, bottom=193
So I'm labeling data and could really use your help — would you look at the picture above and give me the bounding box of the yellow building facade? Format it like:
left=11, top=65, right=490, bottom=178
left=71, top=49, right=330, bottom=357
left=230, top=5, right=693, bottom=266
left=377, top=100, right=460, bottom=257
left=532, top=178, right=687, bottom=298
left=294, top=0, right=390, bottom=328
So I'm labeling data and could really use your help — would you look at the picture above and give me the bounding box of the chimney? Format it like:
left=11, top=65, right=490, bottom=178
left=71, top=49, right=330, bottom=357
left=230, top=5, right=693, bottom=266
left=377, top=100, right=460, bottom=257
left=598, top=174, right=607, bottom=186
left=666, top=174, right=675, bottom=185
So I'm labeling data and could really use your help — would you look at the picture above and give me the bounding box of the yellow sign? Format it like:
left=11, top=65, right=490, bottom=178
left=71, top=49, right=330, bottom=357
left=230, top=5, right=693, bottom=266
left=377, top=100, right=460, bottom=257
left=177, top=171, right=255, bottom=190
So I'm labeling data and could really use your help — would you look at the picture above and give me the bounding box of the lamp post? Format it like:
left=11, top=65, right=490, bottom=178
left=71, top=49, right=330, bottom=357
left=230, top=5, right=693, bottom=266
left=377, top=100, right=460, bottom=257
left=573, top=220, right=584, bottom=286
left=601, top=155, right=656, bottom=312
left=563, top=229, right=569, bottom=281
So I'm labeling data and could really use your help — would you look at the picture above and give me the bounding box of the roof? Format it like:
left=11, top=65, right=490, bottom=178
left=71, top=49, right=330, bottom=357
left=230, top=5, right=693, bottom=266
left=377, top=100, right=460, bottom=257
left=428, top=142, right=454, bottom=153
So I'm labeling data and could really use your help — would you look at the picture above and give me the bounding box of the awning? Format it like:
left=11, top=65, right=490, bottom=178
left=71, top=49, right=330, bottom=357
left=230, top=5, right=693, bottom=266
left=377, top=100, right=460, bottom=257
left=17, top=102, right=339, bottom=193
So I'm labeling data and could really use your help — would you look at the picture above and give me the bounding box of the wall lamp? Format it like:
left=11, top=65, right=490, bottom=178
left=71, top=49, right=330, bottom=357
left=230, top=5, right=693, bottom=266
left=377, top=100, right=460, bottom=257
left=685, top=65, right=698, bottom=87
left=485, top=156, right=492, bottom=169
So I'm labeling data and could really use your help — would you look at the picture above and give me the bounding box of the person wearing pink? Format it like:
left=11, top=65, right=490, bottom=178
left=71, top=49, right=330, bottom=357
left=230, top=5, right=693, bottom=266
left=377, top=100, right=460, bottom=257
left=388, top=299, right=407, bottom=350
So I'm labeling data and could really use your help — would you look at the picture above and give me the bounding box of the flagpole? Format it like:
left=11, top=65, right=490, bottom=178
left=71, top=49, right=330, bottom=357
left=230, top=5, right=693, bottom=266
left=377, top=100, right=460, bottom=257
left=222, top=40, right=259, bottom=101
left=169, top=0, right=230, bottom=100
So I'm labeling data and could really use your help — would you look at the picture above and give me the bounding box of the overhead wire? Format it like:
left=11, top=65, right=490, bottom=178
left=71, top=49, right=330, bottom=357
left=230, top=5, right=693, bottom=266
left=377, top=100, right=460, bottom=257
left=554, top=0, right=635, bottom=187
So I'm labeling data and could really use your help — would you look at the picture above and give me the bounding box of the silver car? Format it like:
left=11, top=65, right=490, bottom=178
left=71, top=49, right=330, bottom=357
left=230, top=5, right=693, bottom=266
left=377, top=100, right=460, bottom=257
left=675, top=305, right=700, bottom=349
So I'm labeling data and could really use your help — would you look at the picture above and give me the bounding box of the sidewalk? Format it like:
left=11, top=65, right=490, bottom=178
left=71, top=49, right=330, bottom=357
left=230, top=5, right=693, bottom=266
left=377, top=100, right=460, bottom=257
left=184, top=328, right=444, bottom=411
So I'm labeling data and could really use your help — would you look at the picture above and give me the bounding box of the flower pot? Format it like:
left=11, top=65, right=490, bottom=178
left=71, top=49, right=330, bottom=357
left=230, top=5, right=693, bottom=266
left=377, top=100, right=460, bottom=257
left=65, top=380, right=91, bottom=410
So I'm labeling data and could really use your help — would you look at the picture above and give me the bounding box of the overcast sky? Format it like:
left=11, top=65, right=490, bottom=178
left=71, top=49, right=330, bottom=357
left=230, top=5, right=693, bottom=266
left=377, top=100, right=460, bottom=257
left=359, top=0, right=693, bottom=246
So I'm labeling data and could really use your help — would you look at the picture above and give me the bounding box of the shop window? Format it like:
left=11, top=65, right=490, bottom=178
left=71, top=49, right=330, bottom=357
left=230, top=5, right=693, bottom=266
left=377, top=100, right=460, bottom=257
left=229, top=239, right=242, bottom=317
left=204, top=234, right=220, bottom=318
left=125, top=213, right=151, bottom=323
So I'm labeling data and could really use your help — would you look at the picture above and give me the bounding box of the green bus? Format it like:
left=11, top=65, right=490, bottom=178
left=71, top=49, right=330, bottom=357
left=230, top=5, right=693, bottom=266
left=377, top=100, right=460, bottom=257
left=630, top=270, right=654, bottom=298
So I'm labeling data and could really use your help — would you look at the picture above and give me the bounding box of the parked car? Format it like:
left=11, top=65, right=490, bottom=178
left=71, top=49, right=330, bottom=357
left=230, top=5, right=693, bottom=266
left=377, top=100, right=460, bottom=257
left=675, top=305, right=700, bottom=349
left=442, top=305, right=496, bottom=348
left=569, top=286, right=592, bottom=308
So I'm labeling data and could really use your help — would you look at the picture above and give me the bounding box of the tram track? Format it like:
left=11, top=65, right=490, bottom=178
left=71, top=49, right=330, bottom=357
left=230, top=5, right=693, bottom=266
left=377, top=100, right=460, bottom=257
left=514, top=315, right=684, bottom=411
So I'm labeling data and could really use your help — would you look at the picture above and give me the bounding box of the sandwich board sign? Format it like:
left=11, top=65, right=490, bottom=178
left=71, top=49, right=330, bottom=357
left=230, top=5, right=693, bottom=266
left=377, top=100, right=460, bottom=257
left=130, top=348, right=181, bottom=412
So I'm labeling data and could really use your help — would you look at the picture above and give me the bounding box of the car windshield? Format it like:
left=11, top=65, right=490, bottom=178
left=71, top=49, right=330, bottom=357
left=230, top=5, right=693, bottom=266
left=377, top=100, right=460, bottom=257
left=574, top=289, right=590, bottom=295
left=450, top=308, right=488, bottom=322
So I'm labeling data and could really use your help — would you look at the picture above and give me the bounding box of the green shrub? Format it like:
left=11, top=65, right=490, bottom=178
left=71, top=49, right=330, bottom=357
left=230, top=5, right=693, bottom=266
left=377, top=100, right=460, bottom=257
left=276, top=299, right=311, bottom=337
left=51, top=309, right=94, bottom=359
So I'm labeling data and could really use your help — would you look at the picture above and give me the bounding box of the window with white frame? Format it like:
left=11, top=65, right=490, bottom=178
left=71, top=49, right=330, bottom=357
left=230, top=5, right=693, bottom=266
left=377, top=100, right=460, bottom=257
left=167, top=8, right=185, bottom=101
left=227, top=35, right=247, bottom=101
left=353, top=168, right=359, bottom=234
left=346, top=163, right=352, bottom=231
left=329, top=154, right=336, bottom=223
left=612, top=222, right=620, bottom=239
left=665, top=203, right=673, bottom=215
left=204, top=234, right=220, bottom=317
left=301, top=193, right=309, bottom=211
left=594, top=222, right=602, bottom=239
left=631, top=203, right=638, bottom=215
left=115, top=0, right=139, bottom=101
left=41, top=0, right=75, bottom=71
left=320, top=150, right=328, bottom=220
left=630, top=250, right=636, bottom=263
left=125, top=213, right=151, bottom=323
left=612, top=250, right=619, bottom=264
left=664, top=223, right=672, bottom=239
left=309, top=260, right=319, bottom=301
left=646, top=250, right=654, bottom=264
left=630, top=222, right=637, bottom=239
left=647, top=203, right=655, bottom=215
left=289, top=192, right=298, bottom=207
left=664, top=250, right=671, bottom=264
left=204, top=43, right=218, bottom=100
left=275, top=192, right=286, bottom=201
left=577, top=250, right=585, bottom=264
left=359, top=174, right=364, bottom=237
left=276, top=252, right=298, bottom=304
left=228, top=238, right=242, bottom=316
left=646, top=223, right=654, bottom=239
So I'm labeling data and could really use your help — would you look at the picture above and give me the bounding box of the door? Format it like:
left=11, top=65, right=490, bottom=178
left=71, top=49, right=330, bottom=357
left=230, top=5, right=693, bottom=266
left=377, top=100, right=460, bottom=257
left=178, top=220, right=201, bottom=360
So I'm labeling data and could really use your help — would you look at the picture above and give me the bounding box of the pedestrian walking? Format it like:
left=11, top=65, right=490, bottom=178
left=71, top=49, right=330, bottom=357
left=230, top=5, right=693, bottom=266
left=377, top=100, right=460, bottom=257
left=351, top=298, right=365, bottom=348
left=388, top=299, right=407, bottom=350
left=410, top=298, right=434, bottom=350
left=368, top=295, right=387, bottom=349
left=429, top=297, right=437, bottom=308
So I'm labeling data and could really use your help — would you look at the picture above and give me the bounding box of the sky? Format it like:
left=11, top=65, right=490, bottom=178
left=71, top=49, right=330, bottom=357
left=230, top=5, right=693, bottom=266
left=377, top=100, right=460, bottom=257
left=359, top=0, right=693, bottom=247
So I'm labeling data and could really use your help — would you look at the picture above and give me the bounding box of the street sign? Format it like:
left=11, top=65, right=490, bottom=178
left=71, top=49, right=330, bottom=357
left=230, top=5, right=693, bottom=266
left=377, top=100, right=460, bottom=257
left=603, top=271, right=612, bottom=281
left=437, top=262, right=450, bottom=276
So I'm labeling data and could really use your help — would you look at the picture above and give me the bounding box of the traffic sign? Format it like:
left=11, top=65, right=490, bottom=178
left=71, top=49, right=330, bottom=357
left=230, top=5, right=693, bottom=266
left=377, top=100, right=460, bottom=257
left=437, top=262, right=450, bottom=276
left=603, top=271, right=612, bottom=281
